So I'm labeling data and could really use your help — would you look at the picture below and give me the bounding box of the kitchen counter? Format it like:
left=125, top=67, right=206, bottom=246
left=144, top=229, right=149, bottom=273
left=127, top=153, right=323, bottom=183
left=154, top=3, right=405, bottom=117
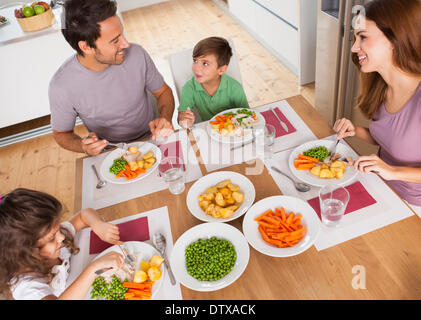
left=0, top=3, right=75, bottom=129
left=0, top=4, right=64, bottom=46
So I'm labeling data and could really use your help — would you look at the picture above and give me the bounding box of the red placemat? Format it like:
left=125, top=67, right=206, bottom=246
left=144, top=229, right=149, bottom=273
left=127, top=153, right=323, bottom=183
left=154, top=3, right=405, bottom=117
left=307, top=181, right=377, bottom=220
left=89, top=216, right=150, bottom=254
left=261, top=107, right=296, bottom=138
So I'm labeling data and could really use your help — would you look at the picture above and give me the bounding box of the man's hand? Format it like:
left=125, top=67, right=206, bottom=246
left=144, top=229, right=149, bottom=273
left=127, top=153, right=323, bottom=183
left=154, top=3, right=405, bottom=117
left=149, top=117, right=174, bottom=139
left=81, top=132, right=107, bottom=156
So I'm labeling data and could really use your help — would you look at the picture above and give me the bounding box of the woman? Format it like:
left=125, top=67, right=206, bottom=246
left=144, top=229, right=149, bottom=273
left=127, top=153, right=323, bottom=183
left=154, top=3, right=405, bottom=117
left=333, top=0, right=421, bottom=215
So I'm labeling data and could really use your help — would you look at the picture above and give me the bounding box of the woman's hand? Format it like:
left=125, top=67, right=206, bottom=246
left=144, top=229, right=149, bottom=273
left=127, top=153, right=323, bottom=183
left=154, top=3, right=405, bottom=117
left=178, top=110, right=195, bottom=129
left=353, top=154, right=397, bottom=180
left=92, top=221, right=123, bottom=245
left=333, top=118, right=356, bottom=140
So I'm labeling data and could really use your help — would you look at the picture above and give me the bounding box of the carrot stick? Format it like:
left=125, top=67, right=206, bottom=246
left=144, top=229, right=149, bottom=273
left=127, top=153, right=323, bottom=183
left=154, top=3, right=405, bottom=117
left=297, top=163, right=316, bottom=170
left=294, top=159, right=314, bottom=164
left=254, top=209, right=273, bottom=221
left=298, top=154, right=319, bottom=163
left=257, top=220, right=277, bottom=229
left=286, top=212, right=295, bottom=224
left=258, top=226, right=271, bottom=242
left=260, top=216, right=281, bottom=227
left=116, top=170, right=124, bottom=178
left=123, top=281, right=154, bottom=289
left=279, top=207, right=287, bottom=222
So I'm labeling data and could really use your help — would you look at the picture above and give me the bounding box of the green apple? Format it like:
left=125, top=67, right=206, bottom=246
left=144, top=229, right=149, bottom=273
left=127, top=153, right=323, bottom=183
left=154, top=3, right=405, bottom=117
left=34, top=5, right=46, bottom=15
left=22, top=6, right=35, bottom=17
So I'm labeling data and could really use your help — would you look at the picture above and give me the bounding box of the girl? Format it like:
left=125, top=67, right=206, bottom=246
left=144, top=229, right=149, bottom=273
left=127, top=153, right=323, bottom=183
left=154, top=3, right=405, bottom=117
left=333, top=0, right=421, bottom=215
left=0, top=188, right=125, bottom=299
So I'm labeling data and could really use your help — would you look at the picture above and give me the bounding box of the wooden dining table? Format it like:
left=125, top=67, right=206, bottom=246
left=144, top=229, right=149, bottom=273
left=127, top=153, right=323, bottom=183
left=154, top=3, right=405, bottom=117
left=74, top=95, right=421, bottom=300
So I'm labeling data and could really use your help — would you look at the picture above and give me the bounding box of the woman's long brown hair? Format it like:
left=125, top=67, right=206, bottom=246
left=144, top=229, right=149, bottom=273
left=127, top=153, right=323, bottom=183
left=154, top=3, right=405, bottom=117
left=352, top=0, right=421, bottom=119
left=0, top=188, right=79, bottom=298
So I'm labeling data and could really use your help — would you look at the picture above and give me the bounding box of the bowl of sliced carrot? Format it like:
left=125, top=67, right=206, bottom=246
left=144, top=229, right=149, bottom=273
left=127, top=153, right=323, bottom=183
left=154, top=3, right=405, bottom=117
left=242, top=195, right=321, bottom=257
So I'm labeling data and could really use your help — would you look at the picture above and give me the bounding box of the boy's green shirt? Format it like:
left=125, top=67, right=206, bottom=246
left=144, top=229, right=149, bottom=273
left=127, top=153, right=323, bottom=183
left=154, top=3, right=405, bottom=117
left=178, top=74, right=249, bottom=121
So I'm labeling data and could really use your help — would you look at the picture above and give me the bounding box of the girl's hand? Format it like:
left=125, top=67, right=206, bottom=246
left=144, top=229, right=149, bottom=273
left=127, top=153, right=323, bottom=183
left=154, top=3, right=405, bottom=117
left=178, top=110, right=195, bottom=129
left=353, top=154, right=397, bottom=180
left=333, top=118, right=356, bottom=140
left=91, top=251, right=124, bottom=273
left=92, top=221, right=123, bottom=245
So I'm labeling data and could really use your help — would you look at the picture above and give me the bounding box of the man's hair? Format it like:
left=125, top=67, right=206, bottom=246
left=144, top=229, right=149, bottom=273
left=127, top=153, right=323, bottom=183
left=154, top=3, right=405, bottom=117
left=61, top=0, right=117, bottom=56
left=193, top=37, right=233, bottom=67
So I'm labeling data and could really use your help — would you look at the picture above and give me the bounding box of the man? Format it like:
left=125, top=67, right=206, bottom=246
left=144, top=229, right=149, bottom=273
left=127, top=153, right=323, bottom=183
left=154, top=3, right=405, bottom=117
left=49, top=0, right=174, bottom=156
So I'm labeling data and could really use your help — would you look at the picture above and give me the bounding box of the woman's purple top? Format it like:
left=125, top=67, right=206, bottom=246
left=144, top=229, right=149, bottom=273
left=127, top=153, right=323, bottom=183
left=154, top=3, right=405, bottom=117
left=369, top=82, right=421, bottom=206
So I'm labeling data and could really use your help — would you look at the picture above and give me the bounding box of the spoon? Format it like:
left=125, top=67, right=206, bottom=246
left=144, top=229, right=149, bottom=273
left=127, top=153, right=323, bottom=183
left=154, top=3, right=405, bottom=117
left=153, top=233, right=176, bottom=285
left=91, top=164, right=107, bottom=189
left=270, top=166, right=311, bottom=192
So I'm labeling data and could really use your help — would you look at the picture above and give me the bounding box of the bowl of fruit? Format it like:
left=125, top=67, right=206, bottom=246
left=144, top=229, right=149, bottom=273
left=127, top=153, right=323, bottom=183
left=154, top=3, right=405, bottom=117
left=14, top=2, right=54, bottom=32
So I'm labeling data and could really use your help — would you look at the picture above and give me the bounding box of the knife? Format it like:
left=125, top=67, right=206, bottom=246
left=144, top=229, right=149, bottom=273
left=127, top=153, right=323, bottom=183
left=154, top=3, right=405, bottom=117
left=230, top=136, right=256, bottom=151
left=270, top=107, right=289, bottom=133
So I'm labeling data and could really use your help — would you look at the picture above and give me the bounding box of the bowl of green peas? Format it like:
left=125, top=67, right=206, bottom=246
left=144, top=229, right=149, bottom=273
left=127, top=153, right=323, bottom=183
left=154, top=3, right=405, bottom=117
left=170, top=222, right=250, bottom=291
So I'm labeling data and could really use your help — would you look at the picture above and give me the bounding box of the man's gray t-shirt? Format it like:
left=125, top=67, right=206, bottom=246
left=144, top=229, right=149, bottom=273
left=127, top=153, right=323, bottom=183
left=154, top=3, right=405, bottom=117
left=49, top=43, right=164, bottom=143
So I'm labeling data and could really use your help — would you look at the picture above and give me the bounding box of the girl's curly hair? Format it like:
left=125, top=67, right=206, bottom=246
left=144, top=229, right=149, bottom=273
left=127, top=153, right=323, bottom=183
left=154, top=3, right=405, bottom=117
left=0, top=188, right=79, bottom=298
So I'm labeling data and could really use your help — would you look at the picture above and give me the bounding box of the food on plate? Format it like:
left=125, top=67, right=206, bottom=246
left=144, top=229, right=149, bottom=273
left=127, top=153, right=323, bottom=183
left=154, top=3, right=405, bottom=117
left=294, top=152, right=352, bottom=179
left=185, top=237, right=236, bottom=281
left=255, top=207, right=306, bottom=248
left=121, top=254, right=164, bottom=300
left=209, top=109, right=260, bottom=137
left=311, top=160, right=347, bottom=179
left=197, top=179, right=244, bottom=219
left=302, top=146, right=331, bottom=162
left=109, top=146, right=157, bottom=180
left=0, top=15, right=7, bottom=23
left=123, top=281, right=153, bottom=300
left=91, top=275, right=128, bottom=300
left=14, top=2, right=51, bottom=18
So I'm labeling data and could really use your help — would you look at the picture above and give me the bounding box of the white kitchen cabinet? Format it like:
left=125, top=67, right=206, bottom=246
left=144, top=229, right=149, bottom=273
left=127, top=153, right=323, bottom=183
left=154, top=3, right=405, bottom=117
left=227, top=0, right=317, bottom=85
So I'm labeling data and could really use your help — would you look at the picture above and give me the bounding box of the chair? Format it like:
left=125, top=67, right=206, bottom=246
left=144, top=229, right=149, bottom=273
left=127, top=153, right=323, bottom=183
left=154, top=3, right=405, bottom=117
left=168, top=38, right=243, bottom=123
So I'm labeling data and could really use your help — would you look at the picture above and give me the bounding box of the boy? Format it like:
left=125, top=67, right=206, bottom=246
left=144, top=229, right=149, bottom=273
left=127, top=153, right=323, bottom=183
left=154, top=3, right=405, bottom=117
left=177, top=37, right=249, bottom=128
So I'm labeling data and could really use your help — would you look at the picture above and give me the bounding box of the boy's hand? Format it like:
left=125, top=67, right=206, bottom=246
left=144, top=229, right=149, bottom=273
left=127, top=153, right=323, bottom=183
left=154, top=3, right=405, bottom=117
left=92, top=221, right=123, bottom=245
left=178, top=110, right=195, bottom=129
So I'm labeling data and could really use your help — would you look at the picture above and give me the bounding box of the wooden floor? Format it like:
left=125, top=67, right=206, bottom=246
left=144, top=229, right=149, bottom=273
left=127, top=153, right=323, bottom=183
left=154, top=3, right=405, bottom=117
left=0, top=0, right=315, bottom=220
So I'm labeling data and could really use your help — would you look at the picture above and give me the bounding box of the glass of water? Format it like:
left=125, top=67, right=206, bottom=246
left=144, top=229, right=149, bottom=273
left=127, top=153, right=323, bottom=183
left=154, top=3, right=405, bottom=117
left=263, top=124, right=276, bottom=159
left=319, top=185, right=350, bottom=227
left=158, top=156, right=186, bottom=194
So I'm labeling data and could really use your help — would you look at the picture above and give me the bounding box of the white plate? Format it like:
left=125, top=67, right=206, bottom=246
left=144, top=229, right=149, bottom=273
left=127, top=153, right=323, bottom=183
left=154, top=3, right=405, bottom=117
left=100, top=141, right=162, bottom=185
left=207, top=108, right=266, bottom=145
left=186, top=171, right=256, bottom=223
left=242, top=196, right=321, bottom=257
left=86, top=241, right=165, bottom=300
left=288, top=139, right=358, bottom=187
left=170, top=222, right=250, bottom=292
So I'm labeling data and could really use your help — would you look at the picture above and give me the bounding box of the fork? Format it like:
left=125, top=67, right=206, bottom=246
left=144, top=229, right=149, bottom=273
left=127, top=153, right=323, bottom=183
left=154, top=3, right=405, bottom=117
left=107, top=142, right=128, bottom=151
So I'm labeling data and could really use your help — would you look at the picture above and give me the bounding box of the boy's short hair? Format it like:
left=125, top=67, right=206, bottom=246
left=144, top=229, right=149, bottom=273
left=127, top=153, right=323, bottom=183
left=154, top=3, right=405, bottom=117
left=193, top=37, right=233, bottom=67
left=62, top=0, right=117, bottom=56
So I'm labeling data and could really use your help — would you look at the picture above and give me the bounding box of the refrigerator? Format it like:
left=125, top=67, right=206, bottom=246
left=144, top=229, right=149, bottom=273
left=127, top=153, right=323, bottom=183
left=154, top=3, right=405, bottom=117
left=314, top=0, right=371, bottom=129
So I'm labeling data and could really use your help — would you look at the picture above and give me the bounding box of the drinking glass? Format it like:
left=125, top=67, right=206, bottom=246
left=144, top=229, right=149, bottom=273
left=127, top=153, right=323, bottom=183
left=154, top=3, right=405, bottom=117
left=158, top=156, right=185, bottom=194
left=319, top=185, right=350, bottom=227
left=261, top=124, right=276, bottom=159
